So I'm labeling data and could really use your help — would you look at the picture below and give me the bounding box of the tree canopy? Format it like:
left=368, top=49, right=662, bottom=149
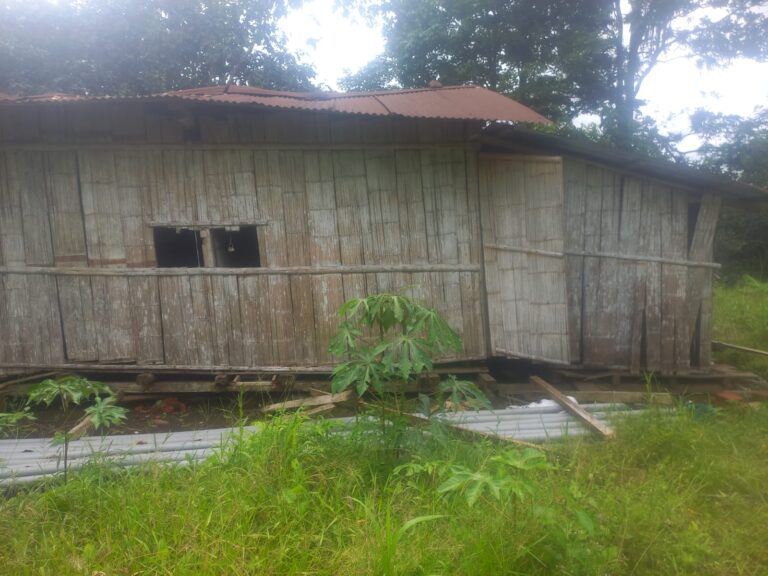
left=342, top=0, right=615, bottom=123
left=0, top=0, right=313, bottom=96
left=343, top=0, right=768, bottom=148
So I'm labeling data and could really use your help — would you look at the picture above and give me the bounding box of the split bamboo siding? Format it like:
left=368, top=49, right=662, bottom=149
left=0, top=104, right=485, bottom=371
left=478, top=156, right=719, bottom=370
left=0, top=102, right=720, bottom=374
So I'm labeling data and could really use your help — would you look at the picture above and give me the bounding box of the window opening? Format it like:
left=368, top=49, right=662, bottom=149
left=154, top=227, right=204, bottom=267
left=211, top=226, right=261, bottom=267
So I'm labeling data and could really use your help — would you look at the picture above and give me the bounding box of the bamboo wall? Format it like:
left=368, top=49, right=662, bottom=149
left=563, top=158, right=720, bottom=371
left=0, top=101, right=722, bottom=374
left=477, top=154, right=719, bottom=372
left=479, top=156, right=570, bottom=364
left=0, top=103, right=485, bottom=371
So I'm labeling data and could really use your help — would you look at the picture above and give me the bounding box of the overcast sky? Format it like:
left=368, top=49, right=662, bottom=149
left=280, top=0, right=768, bottom=149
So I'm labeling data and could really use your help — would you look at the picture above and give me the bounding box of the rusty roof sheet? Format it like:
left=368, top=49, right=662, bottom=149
left=0, top=84, right=552, bottom=123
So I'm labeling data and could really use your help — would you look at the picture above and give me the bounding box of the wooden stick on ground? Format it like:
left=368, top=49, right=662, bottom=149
left=67, top=415, right=94, bottom=439
left=530, top=376, right=615, bottom=439
left=305, top=404, right=337, bottom=417
left=712, top=340, right=768, bottom=358
left=0, top=371, right=57, bottom=392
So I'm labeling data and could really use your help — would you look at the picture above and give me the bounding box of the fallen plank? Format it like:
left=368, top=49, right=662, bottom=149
left=569, top=391, right=675, bottom=406
left=261, top=390, right=355, bottom=413
left=305, top=404, right=337, bottom=417
left=530, top=376, right=615, bottom=439
left=67, top=415, right=94, bottom=439
left=712, top=341, right=768, bottom=358
left=0, top=371, right=57, bottom=391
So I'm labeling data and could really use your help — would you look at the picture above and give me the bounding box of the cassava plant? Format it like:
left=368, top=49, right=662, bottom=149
left=27, top=375, right=127, bottom=482
left=329, top=293, right=489, bottom=414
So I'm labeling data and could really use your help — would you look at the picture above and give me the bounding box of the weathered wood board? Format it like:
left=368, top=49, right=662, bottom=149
left=562, top=158, right=719, bottom=371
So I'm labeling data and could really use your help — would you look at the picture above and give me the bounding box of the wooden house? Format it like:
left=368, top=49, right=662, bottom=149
left=0, top=85, right=763, bottom=380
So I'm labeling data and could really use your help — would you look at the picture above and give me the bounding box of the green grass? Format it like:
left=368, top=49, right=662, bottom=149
left=714, top=275, right=768, bottom=379
left=2, top=406, right=768, bottom=575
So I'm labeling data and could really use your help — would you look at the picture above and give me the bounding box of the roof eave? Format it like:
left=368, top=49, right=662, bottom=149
left=480, top=124, right=768, bottom=201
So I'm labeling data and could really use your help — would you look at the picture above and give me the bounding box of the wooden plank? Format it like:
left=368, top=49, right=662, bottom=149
left=209, top=275, right=245, bottom=366
left=563, top=159, right=587, bottom=363
left=641, top=184, right=663, bottom=370
left=333, top=150, right=368, bottom=302
left=45, top=151, right=88, bottom=265
left=261, top=390, right=355, bottom=413
left=712, top=341, right=768, bottom=357
left=687, top=193, right=721, bottom=367
left=78, top=151, right=126, bottom=265
left=304, top=151, right=344, bottom=362
left=460, top=150, right=485, bottom=356
left=0, top=275, right=9, bottom=365
left=114, top=151, right=153, bottom=266
left=150, top=150, right=200, bottom=226
left=580, top=164, right=607, bottom=365
left=593, top=168, right=622, bottom=366
left=90, top=276, right=135, bottom=361
left=530, top=375, right=614, bottom=438
left=0, top=152, right=25, bottom=266
left=253, top=150, right=287, bottom=267
left=9, top=152, right=54, bottom=265
left=128, top=276, right=163, bottom=364
left=660, top=190, right=690, bottom=371
left=478, top=158, right=503, bottom=354
left=439, top=149, right=464, bottom=337
left=239, top=275, right=275, bottom=365
left=158, top=276, right=211, bottom=366
left=6, top=274, right=65, bottom=364
left=568, top=390, right=674, bottom=405
left=614, top=177, right=643, bottom=367
left=280, top=151, right=316, bottom=363
left=56, top=276, right=98, bottom=362
left=269, top=275, right=297, bottom=364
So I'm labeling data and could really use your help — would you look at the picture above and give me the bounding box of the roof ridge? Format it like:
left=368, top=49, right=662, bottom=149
left=160, top=84, right=482, bottom=101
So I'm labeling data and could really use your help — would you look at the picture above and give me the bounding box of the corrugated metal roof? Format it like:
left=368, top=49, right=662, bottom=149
left=0, top=84, right=552, bottom=124
left=0, top=405, right=641, bottom=484
left=482, top=124, right=768, bottom=200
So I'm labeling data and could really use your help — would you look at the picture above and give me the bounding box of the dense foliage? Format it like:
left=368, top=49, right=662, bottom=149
left=342, top=0, right=614, bottom=123
left=345, top=0, right=767, bottom=148
left=0, top=0, right=312, bottom=95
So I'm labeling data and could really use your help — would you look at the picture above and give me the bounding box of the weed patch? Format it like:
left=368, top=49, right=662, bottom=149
left=1, top=406, right=767, bottom=575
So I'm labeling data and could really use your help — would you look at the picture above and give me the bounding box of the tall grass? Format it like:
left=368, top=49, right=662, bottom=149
left=714, top=275, right=768, bottom=379
left=1, top=406, right=767, bottom=575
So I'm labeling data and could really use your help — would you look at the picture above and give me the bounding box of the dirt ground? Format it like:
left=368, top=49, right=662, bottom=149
left=1, top=393, right=308, bottom=439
